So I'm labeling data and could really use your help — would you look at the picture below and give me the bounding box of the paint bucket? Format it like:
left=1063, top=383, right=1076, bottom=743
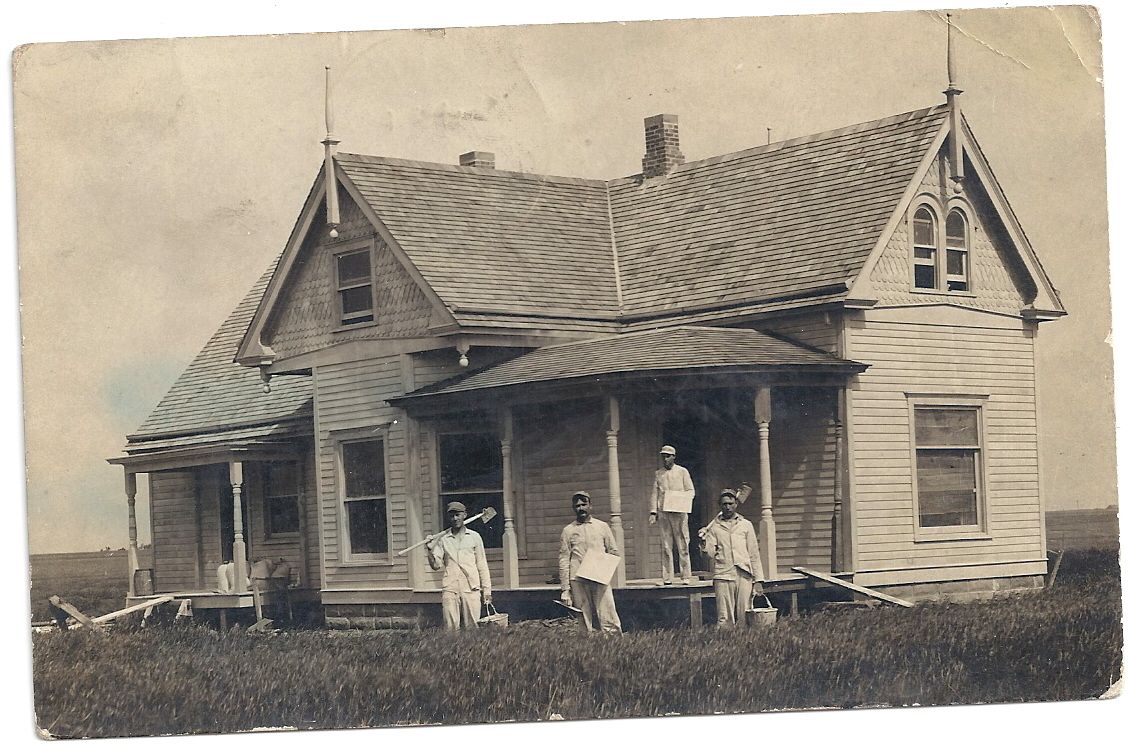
left=478, top=602, right=509, bottom=628
left=747, top=593, right=777, bottom=626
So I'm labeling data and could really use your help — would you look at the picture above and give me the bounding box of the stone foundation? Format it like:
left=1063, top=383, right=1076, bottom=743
left=880, top=574, right=1044, bottom=603
left=323, top=602, right=442, bottom=630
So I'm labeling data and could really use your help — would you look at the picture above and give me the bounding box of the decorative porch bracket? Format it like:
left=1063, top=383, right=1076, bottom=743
left=606, top=395, right=626, bottom=588
left=501, top=408, right=520, bottom=588
left=755, top=387, right=778, bottom=580
left=125, top=471, right=139, bottom=597
left=229, top=461, right=248, bottom=593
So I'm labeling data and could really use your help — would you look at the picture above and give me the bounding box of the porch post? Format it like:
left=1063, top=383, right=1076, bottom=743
left=832, top=414, right=845, bottom=573
left=125, top=471, right=139, bottom=596
left=229, top=461, right=248, bottom=593
left=754, top=387, right=777, bottom=579
left=501, top=408, right=520, bottom=588
left=606, top=395, right=626, bottom=587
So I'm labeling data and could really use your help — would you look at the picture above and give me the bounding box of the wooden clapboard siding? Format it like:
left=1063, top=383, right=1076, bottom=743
left=150, top=471, right=200, bottom=592
left=517, top=399, right=617, bottom=583
left=264, top=190, right=436, bottom=360
left=196, top=465, right=224, bottom=591
left=868, top=153, right=1031, bottom=312
left=316, top=355, right=412, bottom=589
left=846, top=310, right=1043, bottom=573
left=750, top=312, right=840, bottom=354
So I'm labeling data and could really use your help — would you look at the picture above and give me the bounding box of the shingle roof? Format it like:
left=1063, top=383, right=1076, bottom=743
left=334, top=105, right=947, bottom=325
left=335, top=154, right=620, bottom=320
left=395, top=326, right=866, bottom=402
left=128, top=262, right=313, bottom=443
left=611, top=106, right=948, bottom=316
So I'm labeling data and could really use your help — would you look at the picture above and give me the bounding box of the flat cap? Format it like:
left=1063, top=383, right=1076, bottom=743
left=446, top=501, right=467, bottom=513
left=660, top=445, right=677, bottom=455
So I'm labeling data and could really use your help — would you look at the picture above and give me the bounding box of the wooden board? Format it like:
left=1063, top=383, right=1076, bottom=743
left=791, top=566, right=914, bottom=608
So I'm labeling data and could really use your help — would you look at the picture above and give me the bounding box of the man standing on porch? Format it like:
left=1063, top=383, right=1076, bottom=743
left=559, top=491, right=623, bottom=633
left=427, top=502, right=492, bottom=630
left=649, top=445, right=695, bottom=584
left=700, top=489, right=765, bottom=627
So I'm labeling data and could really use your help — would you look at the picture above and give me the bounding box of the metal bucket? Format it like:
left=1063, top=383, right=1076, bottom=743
left=747, top=593, right=777, bottom=627
left=478, top=602, right=509, bottom=628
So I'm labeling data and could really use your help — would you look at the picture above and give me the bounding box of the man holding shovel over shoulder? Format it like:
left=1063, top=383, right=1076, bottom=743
left=699, top=489, right=765, bottom=628
left=427, top=502, right=492, bottom=630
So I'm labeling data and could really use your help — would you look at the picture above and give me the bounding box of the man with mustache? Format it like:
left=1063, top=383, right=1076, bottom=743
left=559, top=491, right=622, bottom=633
left=700, top=488, right=765, bottom=627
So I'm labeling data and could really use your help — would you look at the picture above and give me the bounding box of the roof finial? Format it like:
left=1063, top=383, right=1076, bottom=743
left=944, top=12, right=965, bottom=192
left=322, top=66, right=341, bottom=238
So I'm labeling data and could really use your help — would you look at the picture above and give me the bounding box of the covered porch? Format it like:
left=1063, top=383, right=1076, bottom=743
left=393, top=326, right=867, bottom=595
left=108, top=432, right=317, bottom=613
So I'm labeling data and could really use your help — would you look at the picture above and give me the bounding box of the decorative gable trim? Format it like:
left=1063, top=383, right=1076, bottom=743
left=845, top=119, right=949, bottom=302
left=236, top=162, right=458, bottom=368
left=847, top=114, right=1066, bottom=318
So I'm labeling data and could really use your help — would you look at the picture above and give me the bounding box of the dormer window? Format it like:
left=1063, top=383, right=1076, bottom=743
left=335, top=244, right=374, bottom=325
left=912, top=207, right=938, bottom=290
left=945, top=211, right=969, bottom=292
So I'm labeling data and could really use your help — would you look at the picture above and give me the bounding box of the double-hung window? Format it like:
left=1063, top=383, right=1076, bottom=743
left=336, top=245, right=374, bottom=325
left=438, top=432, right=504, bottom=549
left=263, top=461, right=301, bottom=538
left=341, top=438, right=389, bottom=557
left=945, top=211, right=969, bottom=291
left=911, top=403, right=987, bottom=537
left=912, top=207, right=938, bottom=290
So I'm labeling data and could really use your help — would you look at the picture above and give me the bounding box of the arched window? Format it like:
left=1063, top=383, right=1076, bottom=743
left=912, top=206, right=938, bottom=290
left=945, top=210, right=969, bottom=292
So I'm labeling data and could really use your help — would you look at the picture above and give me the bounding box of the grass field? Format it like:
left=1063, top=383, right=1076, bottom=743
left=31, top=550, right=1122, bottom=738
left=29, top=575, right=128, bottom=624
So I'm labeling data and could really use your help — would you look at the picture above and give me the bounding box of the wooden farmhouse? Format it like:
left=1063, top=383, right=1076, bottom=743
left=110, top=89, right=1065, bottom=628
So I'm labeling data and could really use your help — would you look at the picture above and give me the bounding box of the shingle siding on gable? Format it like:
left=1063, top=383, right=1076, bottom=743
left=263, top=192, right=436, bottom=359
left=868, top=154, right=1029, bottom=313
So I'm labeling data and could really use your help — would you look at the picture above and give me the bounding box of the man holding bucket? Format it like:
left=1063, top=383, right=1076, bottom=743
left=699, top=489, right=765, bottom=627
left=427, top=501, right=492, bottom=630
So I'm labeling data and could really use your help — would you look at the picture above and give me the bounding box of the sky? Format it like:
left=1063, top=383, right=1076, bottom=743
left=2, top=2, right=1125, bottom=742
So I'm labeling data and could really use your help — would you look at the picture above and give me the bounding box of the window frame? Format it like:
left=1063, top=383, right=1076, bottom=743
left=332, top=239, right=376, bottom=328
left=334, top=430, right=392, bottom=563
left=911, top=204, right=939, bottom=291
left=262, top=460, right=302, bottom=540
left=906, top=394, right=992, bottom=542
left=435, top=428, right=505, bottom=552
left=908, top=197, right=975, bottom=296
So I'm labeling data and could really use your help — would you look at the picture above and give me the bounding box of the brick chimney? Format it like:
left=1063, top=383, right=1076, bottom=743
left=642, top=114, right=685, bottom=178
left=459, top=151, right=495, bottom=169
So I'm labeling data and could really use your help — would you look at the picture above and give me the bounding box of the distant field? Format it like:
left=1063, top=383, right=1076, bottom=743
left=28, top=550, right=149, bottom=623
left=31, top=550, right=1122, bottom=739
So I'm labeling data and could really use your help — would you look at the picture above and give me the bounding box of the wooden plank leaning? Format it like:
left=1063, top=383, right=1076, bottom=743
left=48, top=595, right=104, bottom=631
left=90, top=596, right=175, bottom=624
left=791, top=566, right=914, bottom=608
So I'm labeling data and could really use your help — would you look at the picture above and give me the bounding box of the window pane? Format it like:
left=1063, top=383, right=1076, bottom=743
left=916, top=408, right=978, bottom=447
left=347, top=498, right=388, bottom=554
left=440, top=433, right=502, bottom=492
left=913, top=208, right=935, bottom=245
left=340, top=286, right=373, bottom=317
left=337, top=250, right=371, bottom=285
left=946, top=248, right=967, bottom=277
left=267, top=496, right=301, bottom=535
left=946, top=212, right=967, bottom=249
left=914, top=263, right=936, bottom=290
left=344, top=440, right=386, bottom=497
left=441, top=492, right=504, bottom=549
left=917, top=450, right=978, bottom=527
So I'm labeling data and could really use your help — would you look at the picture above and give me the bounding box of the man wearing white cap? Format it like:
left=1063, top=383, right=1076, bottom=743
left=650, top=445, right=696, bottom=584
left=427, top=501, right=492, bottom=630
left=559, top=491, right=622, bottom=632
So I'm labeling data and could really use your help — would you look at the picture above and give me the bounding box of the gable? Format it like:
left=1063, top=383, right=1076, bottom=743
left=867, top=150, right=1033, bottom=313
left=261, top=189, right=439, bottom=359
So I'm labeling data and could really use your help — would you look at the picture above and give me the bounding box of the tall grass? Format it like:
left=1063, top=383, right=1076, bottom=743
left=32, top=550, right=1121, bottom=738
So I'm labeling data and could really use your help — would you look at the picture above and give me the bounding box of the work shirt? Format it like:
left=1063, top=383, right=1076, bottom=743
left=701, top=514, right=765, bottom=582
left=428, top=527, right=492, bottom=595
left=559, top=518, right=619, bottom=584
left=650, top=463, right=695, bottom=512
